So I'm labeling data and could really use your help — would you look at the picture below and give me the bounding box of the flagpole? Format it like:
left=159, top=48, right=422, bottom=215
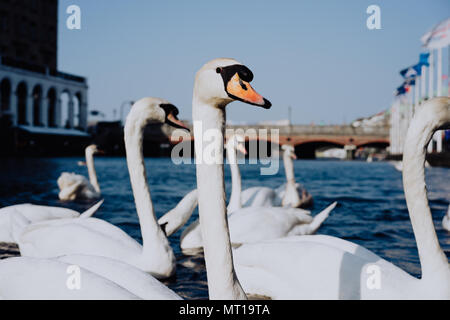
left=428, top=50, right=434, bottom=98
left=414, top=79, right=419, bottom=115
left=437, top=47, right=442, bottom=96
left=411, top=87, right=414, bottom=121
left=421, top=65, right=426, bottom=102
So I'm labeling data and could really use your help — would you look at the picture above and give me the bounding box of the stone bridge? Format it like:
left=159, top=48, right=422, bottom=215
left=165, top=123, right=390, bottom=159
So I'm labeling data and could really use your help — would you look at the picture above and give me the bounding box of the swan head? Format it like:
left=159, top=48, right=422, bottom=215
left=126, top=97, right=189, bottom=131
left=85, top=144, right=101, bottom=156
left=282, top=144, right=297, bottom=159
left=194, top=58, right=271, bottom=109
left=226, top=134, right=247, bottom=155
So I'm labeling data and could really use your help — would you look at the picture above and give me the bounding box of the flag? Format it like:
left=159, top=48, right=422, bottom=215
left=421, top=18, right=450, bottom=49
left=418, top=53, right=430, bottom=67
left=406, top=79, right=415, bottom=86
left=395, top=85, right=406, bottom=96
left=400, top=66, right=417, bottom=79
left=394, top=82, right=411, bottom=96
left=412, top=64, right=423, bottom=76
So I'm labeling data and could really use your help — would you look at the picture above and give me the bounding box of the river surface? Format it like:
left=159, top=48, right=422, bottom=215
left=0, top=157, right=449, bottom=299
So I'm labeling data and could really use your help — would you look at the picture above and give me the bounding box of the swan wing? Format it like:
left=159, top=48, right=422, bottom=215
left=0, top=257, right=139, bottom=300
left=227, top=207, right=313, bottom=245
left=17, top=218, right=141, bottom=259
left=233, top=236, right=415, bottom=299
left=57, top=254, right=181, bottom=300
left=0, top=204, right=80, bottom=242
left=241, top=187, right=280, bottom=207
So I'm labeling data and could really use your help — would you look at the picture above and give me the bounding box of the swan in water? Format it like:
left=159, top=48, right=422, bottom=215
left=232, top=97, right=450, bottom=299
left=443, top=205, right=450, bottom=232
left=191, top=59, right=450, bottom=299
left=0, top=200, right=103, bottom=243
left=275, top=144, right=313, bottom=208
left=11, top=98, right=196, bottom=279
left=57, top=145, right=102, bottom=201
left=237, top=144, right=313, bottom=210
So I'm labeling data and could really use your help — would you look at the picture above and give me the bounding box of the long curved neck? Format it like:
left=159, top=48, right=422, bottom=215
left=157, top=189, right=198, bottom=237
left=85, top=150, right=100, bottom=193
left=402, top=99, right=449, bottom=281
left=227, top=143, right=242, bottom=213
left=283, top=151, right=295, bottom=184
left=193, top=95, right=247, bottom=300
left=124, top=113, right=170, bottom=257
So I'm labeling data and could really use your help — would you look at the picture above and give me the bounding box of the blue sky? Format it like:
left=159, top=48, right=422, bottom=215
left=58, top=0, right=449, bottom=124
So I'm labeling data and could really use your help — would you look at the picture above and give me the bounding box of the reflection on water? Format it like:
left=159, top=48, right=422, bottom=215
left=0, top=157, right=449, bottom=299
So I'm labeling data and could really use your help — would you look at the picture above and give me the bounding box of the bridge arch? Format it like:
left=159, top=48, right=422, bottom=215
left=293, top=139, right=345, bottom=159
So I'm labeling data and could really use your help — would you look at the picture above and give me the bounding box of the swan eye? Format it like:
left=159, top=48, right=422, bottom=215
left=239, top=79, right=247, bottom=91
left=216, top=67, right=222, bottom=74
left=237, top=66, right=253, bottom=82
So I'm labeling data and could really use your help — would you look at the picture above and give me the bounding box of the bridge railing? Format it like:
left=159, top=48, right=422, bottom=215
left=226, top=125, right=389, bottom=137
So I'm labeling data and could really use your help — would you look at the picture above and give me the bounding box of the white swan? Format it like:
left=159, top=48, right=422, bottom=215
left=0, top=254, right=181, bottom=299
left=191, top=57, right=269, bottom=299
left=232, top=97, right=450, bottom=299
left=189, top=58, right=334, bottom=298
left=443, top=205, right=450, bottom=232
left=191, top=59, right=449, bottom=299
left=0, top=200, right=103, bottom=243
left=275, top=144, right=313, bottom=208
left=226, top=134, right=251, bottom=213
left=237, top=144, right=313, bottom=210
left=57, top=144, right=102, bottom=201
left=12, top=98, right=196, bottom=279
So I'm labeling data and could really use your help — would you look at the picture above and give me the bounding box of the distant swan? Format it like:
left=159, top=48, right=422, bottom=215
left=12, top=98, right=195, bottom=278
left=237, top=144, right=313, bottom=210
left=57, top=144, right=102, bottom=201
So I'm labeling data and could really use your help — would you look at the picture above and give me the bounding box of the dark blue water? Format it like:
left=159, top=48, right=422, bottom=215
left=0, top=157, right=449, bottom=299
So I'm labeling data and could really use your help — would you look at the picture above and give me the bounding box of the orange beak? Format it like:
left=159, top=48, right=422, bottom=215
left=167, top=113, right=190, bottom=131
left=226, top=73, right=271, bottom=109
left=291, top=153, right=297, bottom=160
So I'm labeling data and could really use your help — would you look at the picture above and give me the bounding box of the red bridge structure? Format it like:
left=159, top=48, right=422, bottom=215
left=168, top=123, right=390, bottom=159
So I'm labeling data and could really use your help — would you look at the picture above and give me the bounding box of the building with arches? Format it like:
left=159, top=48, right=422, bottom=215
left=0, top=62, right=88, bottom=132
left=0, top=0, right=89, bottom=155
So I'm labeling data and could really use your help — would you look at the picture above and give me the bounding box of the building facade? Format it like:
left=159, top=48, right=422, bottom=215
left=0, top=0, right=88, bottom=138
left=0, top=62, right=88, bottom=131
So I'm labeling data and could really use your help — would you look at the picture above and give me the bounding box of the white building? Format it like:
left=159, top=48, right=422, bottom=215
left=0, top=60, right=88, bottom=134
